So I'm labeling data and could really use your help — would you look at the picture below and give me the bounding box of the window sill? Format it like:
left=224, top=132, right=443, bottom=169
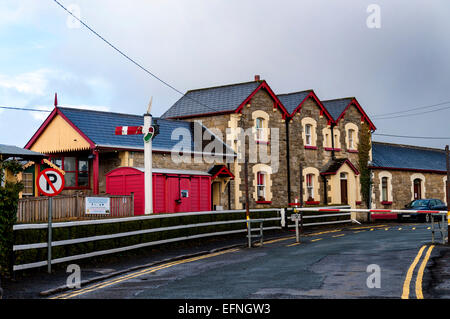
left=256, top=140, right=270, bottom=145
left=305, top=201, right=320, bottom=205
left=324, top=147, right=341, bottom=152
left=256, top=201, right=272, bottom=204
left=304, top=146, right=318, bottom=150
left=356, top=201, right=362, bottom=205
left=381, top=201, right=393, bottom=205
left=347, top=149, right=358, bottom=153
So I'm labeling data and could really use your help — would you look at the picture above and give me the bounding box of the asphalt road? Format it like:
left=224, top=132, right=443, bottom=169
left=48, top=222, right=445, bottom=299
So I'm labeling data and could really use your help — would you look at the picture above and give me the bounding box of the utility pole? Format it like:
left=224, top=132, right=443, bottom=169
left=299, top=163, right=304, bottom=207
left=239, top=116, right=250, bottom=220
left=144, top=98, right=153, bottom=215
left=446, top=145, right=449, bottom=243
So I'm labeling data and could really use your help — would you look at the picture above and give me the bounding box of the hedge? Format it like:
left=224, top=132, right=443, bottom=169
left=13, top=210, right=281, bottom=270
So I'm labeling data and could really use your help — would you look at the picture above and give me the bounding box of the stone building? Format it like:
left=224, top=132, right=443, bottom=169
left=23, top=76, right=448, bottom=213
left=370, top=142, right=448, bottom=209
left=162, top=76, right=376, bottom=209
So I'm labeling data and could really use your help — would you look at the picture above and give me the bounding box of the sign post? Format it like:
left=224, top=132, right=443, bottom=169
left=37, top=168, right=65, bottom=274
left=291, top=213, right=302, bottom=243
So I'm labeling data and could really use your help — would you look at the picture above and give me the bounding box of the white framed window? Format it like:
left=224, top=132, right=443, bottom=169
left=306, top=173, right=314, bottom=201
left=381, top=177, right=388, bottom=202
left=255, top=117, right=264, bottom=141
left=345, top=123, right=359, bottom=151
left=257, top=172, right=266, bottom=201
left=305, top=124, right=312, bottom=146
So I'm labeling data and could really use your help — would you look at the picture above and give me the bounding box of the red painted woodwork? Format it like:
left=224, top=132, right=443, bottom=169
left=105, top=167, right=212, bottom=215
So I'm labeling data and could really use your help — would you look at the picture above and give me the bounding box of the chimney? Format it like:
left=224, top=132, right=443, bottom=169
left=254, top=75, right=260, bottom=81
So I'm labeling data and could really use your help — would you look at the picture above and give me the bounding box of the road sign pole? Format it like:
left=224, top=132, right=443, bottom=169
left=47, top=197, right=52, bottom=274
left=295, top=218, right=300, bottom=243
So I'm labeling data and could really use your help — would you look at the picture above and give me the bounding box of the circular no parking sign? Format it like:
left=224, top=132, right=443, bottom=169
left=37, top=168, right=65, bottom=197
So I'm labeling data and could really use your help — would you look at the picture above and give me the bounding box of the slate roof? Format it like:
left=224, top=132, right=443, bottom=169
left=371, top=142, right=447, bottom=172
left=321, top=98, right=353, bottom=121
left=321, top=158, right=359, bottom=175
left=161, top=81, right=262, bottom=118
left=277, top=90, right=312, bottom=115
left=58, top=107, right=234, bottom=155
left=0, top=144, right=44, bottom=160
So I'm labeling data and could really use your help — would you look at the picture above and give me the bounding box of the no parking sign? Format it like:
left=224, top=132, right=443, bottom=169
left=37, top=168, right=65, bottom=197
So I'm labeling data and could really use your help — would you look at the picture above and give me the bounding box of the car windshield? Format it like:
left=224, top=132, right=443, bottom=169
left=408, top=200, right=430, bottom=208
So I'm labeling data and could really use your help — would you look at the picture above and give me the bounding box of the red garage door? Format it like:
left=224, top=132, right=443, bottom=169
left=106, top=167, right=211, bottom=215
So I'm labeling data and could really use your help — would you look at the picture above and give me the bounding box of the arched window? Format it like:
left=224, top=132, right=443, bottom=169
left=257, top=171, right=266, bottom=201
left=305, top=124, right=312, bottom=146
left=306, top=173, right=314, bottom=201
left=255, top=117, right=265, bottom=141
left=348, top=129, right=355, bottom=149
left=381, top=177, right=388, bottom=202
left=413, top=178, right=422, bottom=200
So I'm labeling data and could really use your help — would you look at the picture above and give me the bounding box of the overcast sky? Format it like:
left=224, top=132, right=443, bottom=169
left=1, top=0, right=449, bottom=149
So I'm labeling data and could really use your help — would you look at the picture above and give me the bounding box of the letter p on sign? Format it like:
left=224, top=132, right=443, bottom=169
left=37, top=168, right=65, bottom=197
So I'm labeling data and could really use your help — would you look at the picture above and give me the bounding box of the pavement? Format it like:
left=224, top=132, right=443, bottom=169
left=2, top=222, right=449, bottom=299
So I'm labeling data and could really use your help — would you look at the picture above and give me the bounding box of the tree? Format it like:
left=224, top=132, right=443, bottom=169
left=358, top=122, right=372, bottom=208
left=0, top=159, right=23, bottom=277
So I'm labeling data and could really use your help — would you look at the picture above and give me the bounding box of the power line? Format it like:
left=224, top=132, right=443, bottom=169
left=52, top=0, right=219, bottom=113
left=0, top=106, right=51, bottom=112
left=371, top=100, right=450, bottom=118
left=373, top=104, right=450, bottom=120
left=373, top=133, right=450, bottom=140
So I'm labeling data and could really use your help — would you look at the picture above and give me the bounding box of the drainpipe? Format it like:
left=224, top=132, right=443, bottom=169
left=285, top=118, right=292, bottom=205
left=330, top=123, right=336, bottom=160
left=322, top=175, right=328, bottom=205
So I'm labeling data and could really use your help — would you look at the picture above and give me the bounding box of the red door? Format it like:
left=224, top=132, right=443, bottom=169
left=414, top=179, right=422, bottom=200
left=340, top=179, right=348, bottom=205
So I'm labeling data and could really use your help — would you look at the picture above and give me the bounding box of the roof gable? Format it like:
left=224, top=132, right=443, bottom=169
left=321, top=158, right=360, bottom=176
left=25, top=109, right=94, bottom=153
left=322, top=98, right=376, bottom=130
left=277, top=90, right=334, bottom=121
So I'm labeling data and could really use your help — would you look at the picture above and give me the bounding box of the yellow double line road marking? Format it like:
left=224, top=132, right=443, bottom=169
left=401, top=245, right=435, bottom=299
left=51, top=248, right=239, bottom=299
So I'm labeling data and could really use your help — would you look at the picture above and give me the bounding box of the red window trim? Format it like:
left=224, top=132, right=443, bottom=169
left=347, top=149, right=359, bottom=153
left=256, top=201, right=272, bottom=204
left=48, top=155, right=90, bottom=189
left=381, top=201, right=393, bottom=205
left=304, top=145, right=318, bottom=150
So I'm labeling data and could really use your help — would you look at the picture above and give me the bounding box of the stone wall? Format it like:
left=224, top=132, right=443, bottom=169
left=372, top=169, right=447, bottom=209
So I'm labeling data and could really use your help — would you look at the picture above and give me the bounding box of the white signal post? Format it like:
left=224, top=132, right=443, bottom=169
left=144, top=97, right=153, bottom=215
